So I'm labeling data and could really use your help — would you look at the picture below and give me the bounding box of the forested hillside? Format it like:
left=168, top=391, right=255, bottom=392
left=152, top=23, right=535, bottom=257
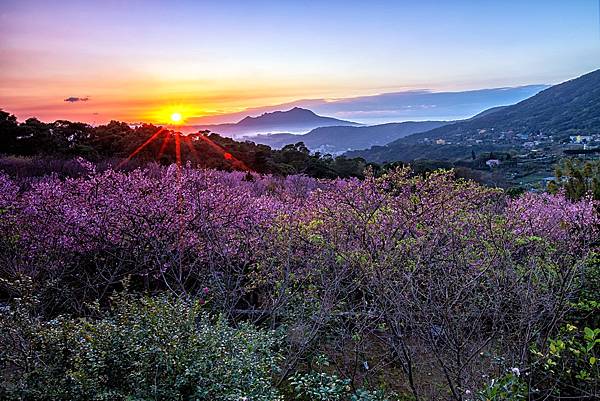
left=350, top=69, right=600, bottom=163
left=403, top=68, right=600, bottom=143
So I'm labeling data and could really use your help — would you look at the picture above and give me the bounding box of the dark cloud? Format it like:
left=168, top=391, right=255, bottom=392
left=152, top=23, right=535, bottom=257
left=64, top=97, right=90, bottom=103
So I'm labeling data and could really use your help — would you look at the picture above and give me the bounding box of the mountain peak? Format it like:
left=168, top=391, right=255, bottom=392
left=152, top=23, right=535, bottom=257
left=233, top=107, right=358, bottom=129
left=194, top=107, right=360, bottom=137
left=288, top=106, right=316, bottom=114
left=240, top=107, right=317, bottom=123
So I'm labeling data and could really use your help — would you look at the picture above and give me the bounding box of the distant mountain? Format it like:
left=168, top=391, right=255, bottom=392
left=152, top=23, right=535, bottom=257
left=192, top=107, right=360, bottom=137
left=401, top=69, right=600, bottom=144
left=248, top=121, right=449, bottom=154
left=349, top=69, right=600, bottom=162
left=191, top=85, right=547, bottom=126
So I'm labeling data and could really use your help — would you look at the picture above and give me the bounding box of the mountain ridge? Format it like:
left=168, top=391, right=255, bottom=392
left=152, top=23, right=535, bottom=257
left=189, top=85, right=548, bottom=126
left=192, top=107, right=360, bottom=137
left=248, top=120, right=449, bottom=154
left=400, top=69, right=600, bottom=144
left=346, top=69, right=600, bottom=162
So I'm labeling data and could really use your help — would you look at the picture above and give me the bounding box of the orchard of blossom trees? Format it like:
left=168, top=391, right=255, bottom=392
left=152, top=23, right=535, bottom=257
left=0, top=162, right=598, bottom=400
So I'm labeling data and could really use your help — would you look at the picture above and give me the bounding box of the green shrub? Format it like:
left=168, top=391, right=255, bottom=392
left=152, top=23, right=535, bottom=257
left=530, top=324, right=599, bottom=398
left=0, top=292, right=282, bottom=401
left=476, top=370, right=527, bottom=401
left=289, top=356, right=395, bottom=401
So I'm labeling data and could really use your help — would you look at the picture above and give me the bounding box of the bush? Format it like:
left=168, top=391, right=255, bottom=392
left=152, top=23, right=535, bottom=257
left=476, top=370, right=527, bottom=401
left=0, top=292, right=282, bottom=401
left=289, top=356, right=395, bottom=401
left=290, top=372, right=393, bottom=401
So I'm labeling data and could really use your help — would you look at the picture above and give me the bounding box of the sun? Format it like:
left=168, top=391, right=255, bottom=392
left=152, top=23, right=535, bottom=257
left=170, top=112, right=182, bottom=123
left=147, top=105, right=195, bottom=126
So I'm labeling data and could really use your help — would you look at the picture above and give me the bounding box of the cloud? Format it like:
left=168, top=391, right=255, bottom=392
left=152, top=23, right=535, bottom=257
left=189, top=85, right=549, bottom=126
left=64, top=96, right=90, bottom=103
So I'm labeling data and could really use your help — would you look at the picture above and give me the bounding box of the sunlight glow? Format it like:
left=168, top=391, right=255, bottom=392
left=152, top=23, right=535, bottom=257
left=146, top=105, right=197, bottom=126
left=170, top=112, right=182, bottom=123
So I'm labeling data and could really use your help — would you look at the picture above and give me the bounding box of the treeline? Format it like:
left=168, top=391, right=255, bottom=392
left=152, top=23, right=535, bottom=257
left=3, top=110, right=598, bottom=197
left=0, top=110, right=367, bottom=178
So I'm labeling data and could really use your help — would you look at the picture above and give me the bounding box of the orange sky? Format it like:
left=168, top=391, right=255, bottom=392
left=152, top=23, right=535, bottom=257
left=1, top=0, right=598, bottom=126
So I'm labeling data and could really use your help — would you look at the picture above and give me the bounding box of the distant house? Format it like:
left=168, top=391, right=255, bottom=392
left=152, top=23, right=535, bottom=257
left=541, top=176, right=560, bottom=189
left=570, top=135, right=592, bottom=144
left=435, top=139, right=446, bottom=145
left=486, top=159, right=501, bottom=168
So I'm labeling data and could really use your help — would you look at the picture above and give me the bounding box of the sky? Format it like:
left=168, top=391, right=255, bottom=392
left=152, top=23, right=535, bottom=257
left=1, top=0, right=599, bottom=125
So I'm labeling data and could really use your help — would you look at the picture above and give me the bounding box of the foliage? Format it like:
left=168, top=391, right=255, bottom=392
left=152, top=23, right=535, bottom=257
left=550, top=158, right=600, bottom=201
left=523, top=253, right=600, bottom=399
left=290, top=372, right=393, bottom=401
left=289, top=356, right=394, bottom=401
left=570, top=253, right=600, bottom=329
left=480, top=253, right=600, bottom=400
left=0, top=110, right=367, bottom=179
left=516, top=324, right=599, bottom=400
left=291, top=370, right=352, bottom=401
left=0, top=291, right=282, bottom=401
left=541, top=325, right=598, bottom=385
left=0, top=163, right=598, bottom=400
left=476, top=370, right=527, bottom=401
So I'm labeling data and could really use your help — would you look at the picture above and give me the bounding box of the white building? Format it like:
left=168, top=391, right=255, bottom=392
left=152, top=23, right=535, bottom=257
left=485, top=159, right=501, bottom=168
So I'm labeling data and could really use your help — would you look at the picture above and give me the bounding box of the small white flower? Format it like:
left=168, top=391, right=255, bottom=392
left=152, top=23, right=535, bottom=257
left=465, top=389, right=471, bottom=395
left=510, top=367, right=521, bottom=377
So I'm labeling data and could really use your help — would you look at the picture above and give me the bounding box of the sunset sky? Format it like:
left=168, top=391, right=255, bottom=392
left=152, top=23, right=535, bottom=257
left=1, top=0, right=599, bottom=125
